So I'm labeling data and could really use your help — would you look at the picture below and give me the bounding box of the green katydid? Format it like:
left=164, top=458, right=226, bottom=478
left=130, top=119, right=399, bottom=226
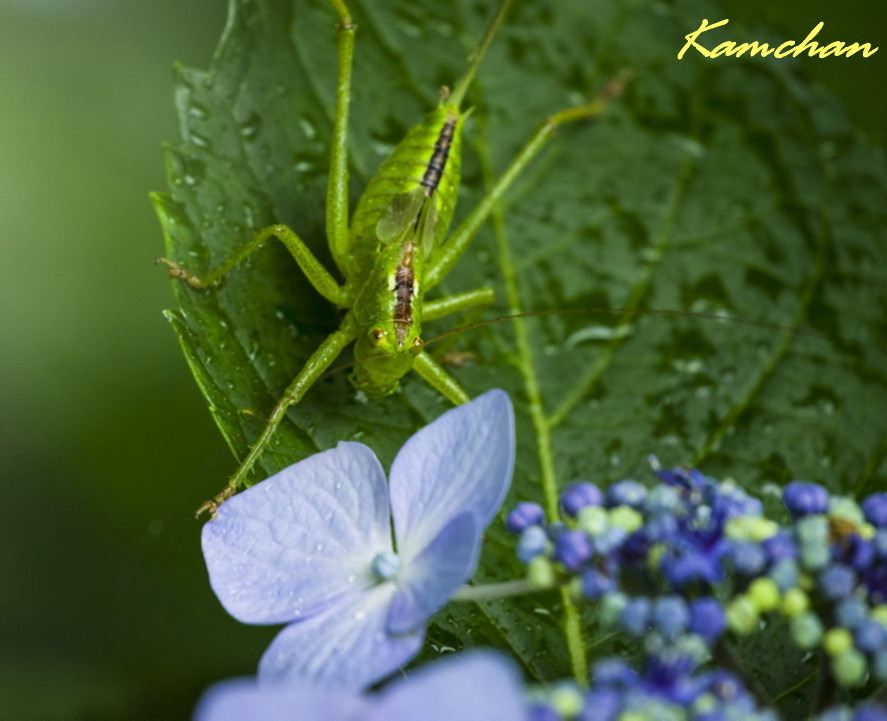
left=158, top=0, right=627, bottom=515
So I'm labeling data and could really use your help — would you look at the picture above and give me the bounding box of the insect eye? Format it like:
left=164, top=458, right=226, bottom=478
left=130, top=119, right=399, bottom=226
left=412, top=337, right=423, bottom=352
left=370, top=328, right=386, bottom=345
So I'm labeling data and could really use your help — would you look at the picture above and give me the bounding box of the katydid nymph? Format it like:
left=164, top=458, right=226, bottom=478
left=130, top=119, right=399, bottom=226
left=158, top=0, right=626, bottom=516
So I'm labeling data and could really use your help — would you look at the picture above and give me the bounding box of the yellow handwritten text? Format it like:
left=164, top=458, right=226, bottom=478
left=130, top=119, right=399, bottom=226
left=678, top=19, right=879, bottom=60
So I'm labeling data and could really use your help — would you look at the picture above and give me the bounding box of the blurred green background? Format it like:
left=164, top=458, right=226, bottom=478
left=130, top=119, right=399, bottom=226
left=1, top=0, right=883, bottom=718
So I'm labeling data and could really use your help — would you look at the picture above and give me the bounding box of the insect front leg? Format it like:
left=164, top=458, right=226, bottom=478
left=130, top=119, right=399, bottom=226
left=158, top=224, right=350, bottom=307
left=324, top=0, right=356, bottom=266
left=197, top=313, right=359, bottom=517
left=425, top=72, right=631, bottom=291
left=159, top=1, right=357, bottom=303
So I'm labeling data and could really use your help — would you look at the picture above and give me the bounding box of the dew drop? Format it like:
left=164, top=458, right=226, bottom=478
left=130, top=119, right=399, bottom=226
left=242, top=203, right=255, bottom=228
left=188, top=102, right=208, bottom=119
left=239, top=112, right=262, bottom=140
left=189, top=133, right=210, bottom=150
left=298, top=115, right=318, bottom=140
left=293, top=155, right=317, bottom=174
left=673, top=358, right=704, bottom=374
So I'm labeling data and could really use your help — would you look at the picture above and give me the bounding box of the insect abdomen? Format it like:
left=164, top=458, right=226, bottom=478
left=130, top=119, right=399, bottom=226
left=344, top=105, right=464, bottom=280
left=420, top=111, right=459, bottom=198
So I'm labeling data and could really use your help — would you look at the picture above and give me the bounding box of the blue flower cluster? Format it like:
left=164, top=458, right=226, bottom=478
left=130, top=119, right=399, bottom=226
left=508, top=459, right=887, bottom=719
left=524, top=652, right=777, bottom=721
left=192, top=386, right=886, bottom=721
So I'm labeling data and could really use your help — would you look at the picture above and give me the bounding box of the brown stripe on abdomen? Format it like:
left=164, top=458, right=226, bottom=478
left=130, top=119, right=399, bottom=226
left=419, top=111, right=459, bottom=198
left=393, top=246, right=415, bottom=346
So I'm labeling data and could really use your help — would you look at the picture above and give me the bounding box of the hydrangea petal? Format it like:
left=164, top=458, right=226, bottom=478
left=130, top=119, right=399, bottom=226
left=193, top=678, right=368, bottom=721
left=258, top=583, right=424, bottom=689
left=389, top=390, right=514, bottom=557
left=365, top=652, right=526, bottom=721
left=203, top=442, right=392, bottom=624
left=387, top=512, right=479, bottom=634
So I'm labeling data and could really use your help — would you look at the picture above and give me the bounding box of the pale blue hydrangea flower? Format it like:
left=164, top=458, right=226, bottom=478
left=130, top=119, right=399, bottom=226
left=202, top=390, right=514, bottom=689
left=193, top=651, right=525, bottom=721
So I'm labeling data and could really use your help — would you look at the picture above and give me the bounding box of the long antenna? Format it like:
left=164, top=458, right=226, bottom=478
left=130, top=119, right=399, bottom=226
left=449, top=0, right=515, bottom=108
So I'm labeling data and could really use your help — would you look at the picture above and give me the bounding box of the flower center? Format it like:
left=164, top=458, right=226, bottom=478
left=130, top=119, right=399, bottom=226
left=371, top=550, right=401, bottom=580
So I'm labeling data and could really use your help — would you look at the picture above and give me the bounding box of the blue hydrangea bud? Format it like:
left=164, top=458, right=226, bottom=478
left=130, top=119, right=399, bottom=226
left=853, top=702, right=887, bottom=721
left=864, top=494, right=887, bottom=528
left=591, top=658, right=638, bottom=687
left=783, top=481, right=830, bottom=518
left=819, top=565, right=857, bottom=601
left=592, top=525, right=628, bottom=555
left=560, top=482, right=603, bottom=518
left=646, top=484, right=681, bottom=515
left=506, top=501, right=546, bottom=534
left=769, top=559, right=800, bottom=592
left=844, top=536, right=875, bottom=571
left=762, top=530, right=797, bottom=562
left=644, top=513, right=679, bottom=543
left=621, top=596, right=653, bottom=636
left=579, top=689, right=621, bottom=721
left=606, top=480, right=647, bottom=509
left=517, top=525, right=549, bottom=564
left=728, top=541, right=767, bottom=576
left=873, top=530, right=887, bottom=559
left=835, top=597, right=868, bottom=629
left=554, top=529, right=593, bottom=571
left=689, top=597, right=727, bottom=642
left=581, top=568, right=616, bottom=600
left=599, top=591, right=628, bottom=627
left=854, top=618, right=887, bottom=654
left=652, top=596, right=689, bottom=641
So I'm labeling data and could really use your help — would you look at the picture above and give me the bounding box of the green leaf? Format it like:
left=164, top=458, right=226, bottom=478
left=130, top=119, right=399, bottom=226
left=155, top=0, right=887, bottom=702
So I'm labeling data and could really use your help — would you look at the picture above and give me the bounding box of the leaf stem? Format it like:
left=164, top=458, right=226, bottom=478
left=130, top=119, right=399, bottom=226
left=451, top=578, right=543, bottom=602
left=474, top=95, right=589, bottom=687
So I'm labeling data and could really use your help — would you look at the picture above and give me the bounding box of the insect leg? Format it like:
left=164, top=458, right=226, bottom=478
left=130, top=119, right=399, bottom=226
left=324, top=0, right=356, bottom=264
left=158, top=224, right=350, bottom=307
left=424, top=287, right=495, bottom=321
left=198, top=313, right=360, bottom=516
left=411, top=351, right=470, bottom=405
left=426, top=71, right=630, bottom=290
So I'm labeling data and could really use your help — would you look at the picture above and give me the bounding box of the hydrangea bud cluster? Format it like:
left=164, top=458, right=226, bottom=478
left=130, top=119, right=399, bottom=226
left=523, top=650, right=777, bottom=721
left=506, top=458, right=887, bottom=719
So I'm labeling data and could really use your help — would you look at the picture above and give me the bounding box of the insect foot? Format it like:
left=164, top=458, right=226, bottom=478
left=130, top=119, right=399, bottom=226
left=156, top=257, right=205, bottom=289
left=195, top=485, right=236, bottom=519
